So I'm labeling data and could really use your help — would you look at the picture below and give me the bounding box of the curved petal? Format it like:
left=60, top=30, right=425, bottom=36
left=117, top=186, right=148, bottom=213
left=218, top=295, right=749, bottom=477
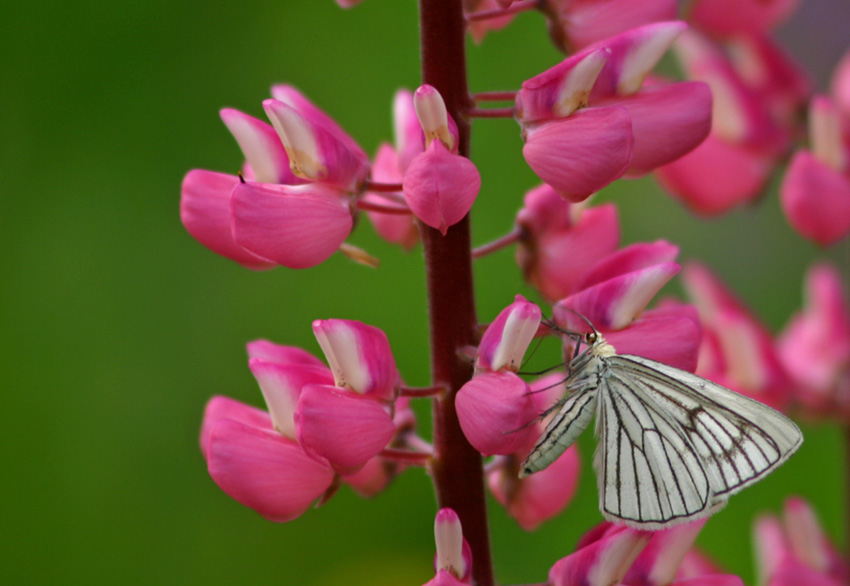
left=363, top=143, right=419, bottom=249
left=206, top=419, right=334, bottom=522
left=231, top=182, right=353, bottom=269
left=602, top=306, right=701, bottom=372
left=548, top=526, right=650, bottom=586
left=601, top=82, right=712, bottom=176
left=403, top=140, right=481, bottom=234
left=296, top=385, right=396, bottom=474
left=522, top=107, right=633, bottom=202
left=477, top=295, right=542, bottom=372
left=654, top=133, right=773, bottom=215
left=455, top=372, right=537, bottom=456
left=578, top=240, right=679, bottom=290
left=219, top=108, right=298, bottom=184
left=200, top=395, right=272, bottom=457
left=780, top=150, right=850, bottom=246
left=245, top=340, right=327, bottom=368
left=180, top=170, right=275, bottom=269
left=689, top=0, right=800, bottom=38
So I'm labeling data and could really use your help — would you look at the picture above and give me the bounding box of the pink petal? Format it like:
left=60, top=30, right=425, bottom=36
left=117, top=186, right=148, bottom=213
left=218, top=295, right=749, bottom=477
left=654, top=133, right=773, bottom=215
left=832, top=49, right=850, bottom=122
left=558, top=262, right=681, bottom=330
left=455, top=372, right=537, bottom=456
left=548, top=525, right=651, bottom=586
left=548, top=0, right=677, bottom=52
left=599, top=82, right=712, bottom=176
left=689, top=0, right=800, bottom=38
left=602, top=306, right=701, bottom=371
left=423, top=570, right=468, bottom=586
left=780, top=150, right=850, bottom=245
left=200, top=396, right=272, bottom=457
left=206, top=419, right=335, bottom=522
left=516, top=183, right=578, bottom=235
left=783, top=498, right=832, bottom=575
left=249, top=359, right=335, bottom=440
left=363, top=144, right=418, bottom=249
left=270, top=84, right=369, bottom=166
left=231, top=181, right=353, bottom=269
left=517, top=48, right=610, bottom=123
left=296, top=384, right=396, bottom=474
left=674, top=576, right=744, bottom=586
left=434, top=508, right=472, bottom=581
left=219, top=108, right=297, bottom=184
left=403, top=140, right=481, bottom=234
left=579, top=240, right=679, bottom=289
left=263, top=98, right=370, bottom=192
left=520, top=202, right=621, bottom=301
left=342, top=455, right=390, bottom=498
left=466, top=0, right=516, bottom=44
left=522, top=107, right=633, bottom=202
left=312, top=319, right=400, bottom=400
left=589, top=21, right=687, bottom=98
left=180, top=170, right=275, bottom=269
left=245, top=339, right=327, bottom=368
left=490, top=444, right=580, bottom=531
left=624, top=520, right=706, bottom=585
left=477, top=295, right=542, bottom=372
left=393, top=89, right=425, bottom=173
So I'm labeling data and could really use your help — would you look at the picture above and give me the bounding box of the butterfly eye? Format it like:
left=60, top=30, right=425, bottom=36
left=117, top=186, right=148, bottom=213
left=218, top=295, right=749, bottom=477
left=585, top=332, right=596, bottom=344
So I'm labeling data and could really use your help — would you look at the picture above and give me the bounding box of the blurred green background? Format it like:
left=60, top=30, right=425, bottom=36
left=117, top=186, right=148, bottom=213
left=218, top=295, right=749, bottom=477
left=2, top=1, right=848, bottom=584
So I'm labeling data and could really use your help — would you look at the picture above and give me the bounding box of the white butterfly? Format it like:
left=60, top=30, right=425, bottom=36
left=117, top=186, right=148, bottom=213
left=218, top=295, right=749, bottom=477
left=520, top=325, right=803, bottom=530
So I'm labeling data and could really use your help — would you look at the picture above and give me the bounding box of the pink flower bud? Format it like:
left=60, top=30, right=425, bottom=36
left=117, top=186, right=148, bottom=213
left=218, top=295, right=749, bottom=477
left=295, top=384, right=396, bottom=474
left=413, top=85, right=457, bottom=152
left=780, top=151, right=850, bottom=245
left=477, top=295, right=542, bottom=372
left=434, top=509, right=472, bottom=581
left=230, top=181, right=354, bottom=269
left=542, top=0, right=677, bottom=52
left=456, top=372, right=537, bottom=455
left=219, top=108, right=298, bottom=184
left=200, top=395, right=272, bottom=458
left=403, top=139, right=481, bottom=234
left=263, top=98, right=369, bottom=192
left=180, top=170, right=275, bottom=270
left=522, top=106, right=633, bottom=202
left=312, top=319, right=400, bottom=400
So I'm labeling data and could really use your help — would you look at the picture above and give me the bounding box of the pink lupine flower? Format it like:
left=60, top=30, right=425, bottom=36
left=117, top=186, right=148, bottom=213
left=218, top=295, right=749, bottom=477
left=540, top=0, right=677, bottom=53
left=688, top=0, right=800, bottom=39
left=182, top=86, right=370, bottom=270
left=777, top=263, right=850, bottom=421
left=424, top=509, right=473, bottom=586
left=393, top=88, right=426, bottom=174
left=553, top=240, right=701, bottom=371
left=515, top=184, right=620, bottom=302
left=683, top=263, right=792, bottom=410
left=754, top=498, right=848, bottom=586
left=464, top=0, right=517, bottom=44
left=403, top=86, right=480, bottom=233
left=476, top=294, right=542, bottom=372
left=780, top=97, right=850, bottom=245
left=295, top=319, right=401, bottom=474
left=519, top=22, right=711, bottom=197
left=456, top=296, right=542, bottom=454
left=486, top=375, right=581, bottom=530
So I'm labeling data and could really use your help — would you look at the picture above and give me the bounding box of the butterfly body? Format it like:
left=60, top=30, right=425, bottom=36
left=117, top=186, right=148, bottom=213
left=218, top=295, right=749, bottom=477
left=521, top=332, right=802, bottom=530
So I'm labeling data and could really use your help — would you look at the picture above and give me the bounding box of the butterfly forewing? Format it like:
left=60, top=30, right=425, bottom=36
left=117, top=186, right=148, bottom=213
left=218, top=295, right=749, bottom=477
left=609, top=355, right=802, bottom=499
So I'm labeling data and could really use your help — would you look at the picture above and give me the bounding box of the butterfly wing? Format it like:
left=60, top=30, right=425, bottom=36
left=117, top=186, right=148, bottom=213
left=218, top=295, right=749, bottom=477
left=609, top=355, right=802, bottom=500
left=595, top=367, right=717, bottom=529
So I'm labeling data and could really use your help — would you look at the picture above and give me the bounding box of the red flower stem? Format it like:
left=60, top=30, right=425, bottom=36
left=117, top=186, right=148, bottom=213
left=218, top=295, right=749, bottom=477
left=466, top=0, right=540, bottom=22
left=379, top=447, right=434, bottom=465
left=365, top=180, right=405, bottom=193
left=473, top=90, right=518, bottom=102
left=419, top=1, right=494, bottom=585
left=354, top=199, right=412, bottom=215
left=468, top=107, right=515, bottom=118
left=399, top=384, right=448, bottom=398
left=472, top=227, right=524, bottom=258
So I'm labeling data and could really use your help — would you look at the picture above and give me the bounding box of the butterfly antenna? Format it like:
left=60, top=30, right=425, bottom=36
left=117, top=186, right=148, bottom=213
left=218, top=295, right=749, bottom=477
left=550, top=303, right=600, bottom=336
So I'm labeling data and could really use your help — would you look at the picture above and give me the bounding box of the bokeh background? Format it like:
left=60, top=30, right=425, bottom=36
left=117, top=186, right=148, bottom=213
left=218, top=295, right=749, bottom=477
left=2, top=1, right=849, bottom=584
